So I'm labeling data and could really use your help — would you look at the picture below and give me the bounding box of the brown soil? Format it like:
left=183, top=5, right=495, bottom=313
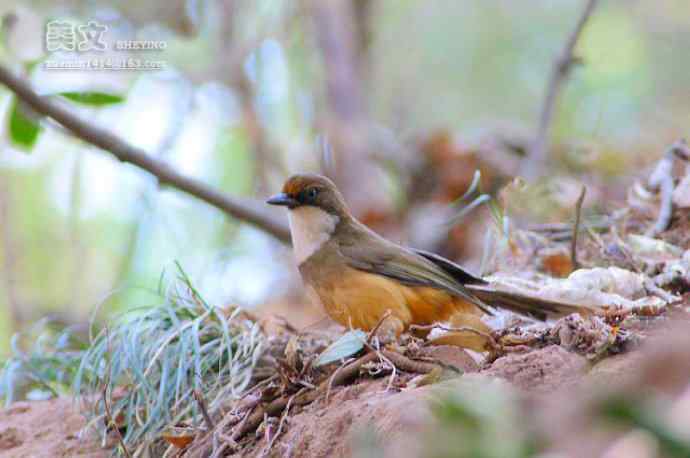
left=233, top=345, right=481, bottom=458
left=226, top=337, right=665, bottom=458
left=244, top=319, right=690, bottom=458
left=2, top=323, right=687, bottom=458
left=481, top=345, right=588, bottom=393
left=0, top=398, right=106, bottom=458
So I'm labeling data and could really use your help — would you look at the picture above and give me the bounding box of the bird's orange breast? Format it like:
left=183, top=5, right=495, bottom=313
left=307, top=266, right=482, bottom=333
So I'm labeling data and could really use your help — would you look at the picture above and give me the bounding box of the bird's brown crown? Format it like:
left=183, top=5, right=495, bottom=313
left=279, top=173, right=349, bottom=216
left=282, top=173, right=335, bottom=196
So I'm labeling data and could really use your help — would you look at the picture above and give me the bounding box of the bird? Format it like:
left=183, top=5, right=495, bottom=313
left=267, top=173, right=595, bottom=351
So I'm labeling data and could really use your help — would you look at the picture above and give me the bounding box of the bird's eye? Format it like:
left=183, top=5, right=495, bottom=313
left=306, top=187, right=319, bottom=200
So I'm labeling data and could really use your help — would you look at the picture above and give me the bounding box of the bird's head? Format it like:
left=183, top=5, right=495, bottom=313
left=267, top=173, right=352, bottom=262
left=266, top=173, right=349, bottom=218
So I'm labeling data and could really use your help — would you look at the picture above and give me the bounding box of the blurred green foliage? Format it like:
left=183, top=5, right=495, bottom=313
left=601, top=396, right=690, bottom=458
left=427, top=381, right=537, bottom=458
left=0, top=319, right=87, bottom=404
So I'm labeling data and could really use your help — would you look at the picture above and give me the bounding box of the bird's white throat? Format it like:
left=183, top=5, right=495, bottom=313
left=288, top=206, right=339, bottom=264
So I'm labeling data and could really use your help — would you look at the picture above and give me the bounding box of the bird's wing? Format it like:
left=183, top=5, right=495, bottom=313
left=414, top=248, right=599, bottom=319
left=338, top=231, right=599, bottom=320
left=338, top=234, right=493, bottom=314
left=411, top=248, right=487, bottom=286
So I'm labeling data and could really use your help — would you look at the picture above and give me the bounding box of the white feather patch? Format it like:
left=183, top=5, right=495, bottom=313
left=288, top=206, right=339, bottom=264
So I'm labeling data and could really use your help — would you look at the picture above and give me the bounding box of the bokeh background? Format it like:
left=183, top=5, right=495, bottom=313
left=0, top=0, right=688, bottom=355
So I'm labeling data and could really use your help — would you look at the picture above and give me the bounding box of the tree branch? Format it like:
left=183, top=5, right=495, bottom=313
left=0, top=65, right=291, bottom=243
left=523, top=0, right=600, bottom=179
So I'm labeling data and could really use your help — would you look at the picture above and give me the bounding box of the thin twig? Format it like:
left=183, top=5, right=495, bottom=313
left=0, top=65, right=291, bottom=243
left=261, top=389, right=302, bottom=456
left=101, top=388, right=131, bottom=458
left=571, top=185, right=587, bottom=269
left=379, top=350, right=438, bottom=375
left=193, top=390, right=216, bottom=431
left=524, top=0, right=600, bottom=177
left=364, top=347, right=398, bottom=393
left=232, top=352, right=378, bottom=441
left=231, top=407, right=254, bottom=441
left=384, top=356, right=397, bottom=393
left=365, top=310, right=393, bottom=345
left=529, top=219, right=611, bottom=235
left=228, top=347, right=444, bottom=444
left=325, top=357, right=352, bottom=402
left=101, top=328, right=132, bottom=458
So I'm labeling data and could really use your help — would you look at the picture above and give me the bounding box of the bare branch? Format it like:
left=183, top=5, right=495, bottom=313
left=523, top=0, right=600, bottom=178
left=0, top=65, right=291, bottom=243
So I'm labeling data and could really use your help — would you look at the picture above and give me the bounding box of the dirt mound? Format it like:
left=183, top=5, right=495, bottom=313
left=226, top=341, right=654, bottom=457
left=233, top=345, right=480, bottom=458
left=2, top=326, right=688, bottom=458
left=0, top=398, right=106, bottom=458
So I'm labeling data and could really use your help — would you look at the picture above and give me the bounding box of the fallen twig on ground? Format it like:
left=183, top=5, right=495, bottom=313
left=260, top=389, right=302, bottom=456
left=571, top=186, right=587, bottom=269
left=193, top=390, right=215, bottom=431
left=101, top=329, right=132, bottom=458
left=227, top=347, right=441, bottom=444
left=366, top=310, right=393, bottom=345
left=230, top=352, right=378, bottom=442
left=379, top=350, right=438, bottom=374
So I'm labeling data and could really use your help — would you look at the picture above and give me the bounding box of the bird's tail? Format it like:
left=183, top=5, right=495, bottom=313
left=465, top=284, right=598, bottom=321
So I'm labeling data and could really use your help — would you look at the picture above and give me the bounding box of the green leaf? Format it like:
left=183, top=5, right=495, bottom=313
left=8, top=97, right=41, bottom=150
left=315, top=330, right=367, bottom=366
left=59, top=92, right=125, bottom=106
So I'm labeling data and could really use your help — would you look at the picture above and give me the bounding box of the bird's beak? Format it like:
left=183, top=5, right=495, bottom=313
left=266, top=193, right=299, bottom=208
